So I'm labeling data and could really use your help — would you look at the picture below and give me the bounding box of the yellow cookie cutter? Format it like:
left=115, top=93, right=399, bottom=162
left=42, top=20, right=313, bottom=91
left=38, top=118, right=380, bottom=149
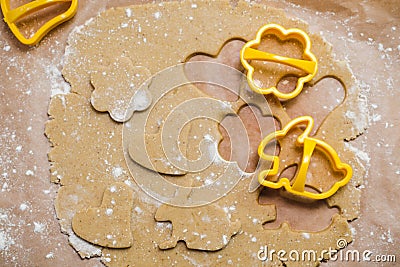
left=258, top=116, right=352, bottom=200
left=240, top=24, right=318, bottom=100
left=1, top=0, right=78, bottom=45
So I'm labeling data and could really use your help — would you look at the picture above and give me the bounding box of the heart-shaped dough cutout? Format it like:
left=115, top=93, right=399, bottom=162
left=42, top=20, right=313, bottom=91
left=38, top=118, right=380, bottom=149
left=72, top=183, right=134, bottom=248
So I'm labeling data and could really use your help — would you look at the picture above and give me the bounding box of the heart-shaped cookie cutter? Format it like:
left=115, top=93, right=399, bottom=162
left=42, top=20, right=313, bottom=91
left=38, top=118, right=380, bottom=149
left=1, top=0, right=78, bottom=45
left=257, top=116, right=352, bottom=200
left=240, top=24, right=318, bottom=100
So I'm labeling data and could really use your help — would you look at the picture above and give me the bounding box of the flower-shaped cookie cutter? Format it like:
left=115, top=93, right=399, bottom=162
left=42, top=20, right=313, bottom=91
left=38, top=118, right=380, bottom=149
left=257, top=116, right=352, bottom=200
left=240, top=24, right=318, bottom=100
left=1, top=0, right=78, bottom=45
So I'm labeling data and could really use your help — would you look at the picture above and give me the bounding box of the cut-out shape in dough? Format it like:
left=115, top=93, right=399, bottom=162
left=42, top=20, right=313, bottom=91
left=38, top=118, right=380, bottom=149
left=91, top=56, right=152, bottom=122
left=161, top=97, right=237, bottom=173
left=124, top=62, right=275, bottom=207
left=281, top=76, right=345, bottom=136
left=186, top=40, right=280, bottom=176
left=186, top=39, right=245, bottom=102
left=260, top=214, right=352, bottom=265
left=260, top=187, right=340, bottom=232
left=155, top=204, right=241, bottom=251
left=72, top=183, right=133, bottom=248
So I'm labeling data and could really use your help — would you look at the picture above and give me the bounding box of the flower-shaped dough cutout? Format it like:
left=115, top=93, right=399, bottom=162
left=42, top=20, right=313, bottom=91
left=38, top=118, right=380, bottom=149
left=257, top=116, right=352, bottom=200
left=240, top=24, right=318, bottom=99
left=90, top=57, right=152, bottom=122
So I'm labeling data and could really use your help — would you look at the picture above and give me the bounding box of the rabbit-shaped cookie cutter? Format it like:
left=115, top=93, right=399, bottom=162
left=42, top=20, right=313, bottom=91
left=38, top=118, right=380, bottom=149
left=257, top=116, right=352, bottom=200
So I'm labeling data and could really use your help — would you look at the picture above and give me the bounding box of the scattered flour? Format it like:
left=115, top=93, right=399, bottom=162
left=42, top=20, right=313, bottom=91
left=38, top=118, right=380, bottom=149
left=371, top=113, right=382, bottom=122
left=0, top=231, right=14, bottom=251
left=0, top=211, right=15, bottom=252
left=125, top=8, right=132, bottom=18
left=45, top=252, right=55, bottom=259
left=68, top=233, right=102, bottom=259
left=112, top=166, right=123, bottom=178
left=33, top=222, right=46, bottom=233
left=105, top=208, right=113, bottom=216
left=344, top=142, right=370, bottom=164
left=222, top=235, right=228, bottom=245
left=134, top=206, right=143, bottom=214
left=385, top=229, right=393, bottom=243
left=154, top=11, right=162, bottom=19
left=25, top=170, right=34, bottom=176
left=19, top=203, right=29, bottom=211
left=302, top=233, right=311, bottom=239
left=132, top=88, right=152, bottom=111
left=45, top=65, right=71, bottom=97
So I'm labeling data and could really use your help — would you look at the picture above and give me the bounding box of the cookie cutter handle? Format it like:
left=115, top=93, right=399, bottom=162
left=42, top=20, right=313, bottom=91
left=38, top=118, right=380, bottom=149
left=242, top=47, right=317, bottom=75
left=291, top=138, right=316, bottom=192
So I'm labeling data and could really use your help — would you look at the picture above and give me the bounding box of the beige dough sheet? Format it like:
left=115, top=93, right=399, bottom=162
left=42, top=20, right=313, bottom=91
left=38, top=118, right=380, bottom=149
left=0, top=0, right=398, bottom=266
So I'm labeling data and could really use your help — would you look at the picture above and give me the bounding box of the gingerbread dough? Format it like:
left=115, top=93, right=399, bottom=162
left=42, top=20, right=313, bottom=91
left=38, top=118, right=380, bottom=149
left=45, top=0, right=367, bottom=266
